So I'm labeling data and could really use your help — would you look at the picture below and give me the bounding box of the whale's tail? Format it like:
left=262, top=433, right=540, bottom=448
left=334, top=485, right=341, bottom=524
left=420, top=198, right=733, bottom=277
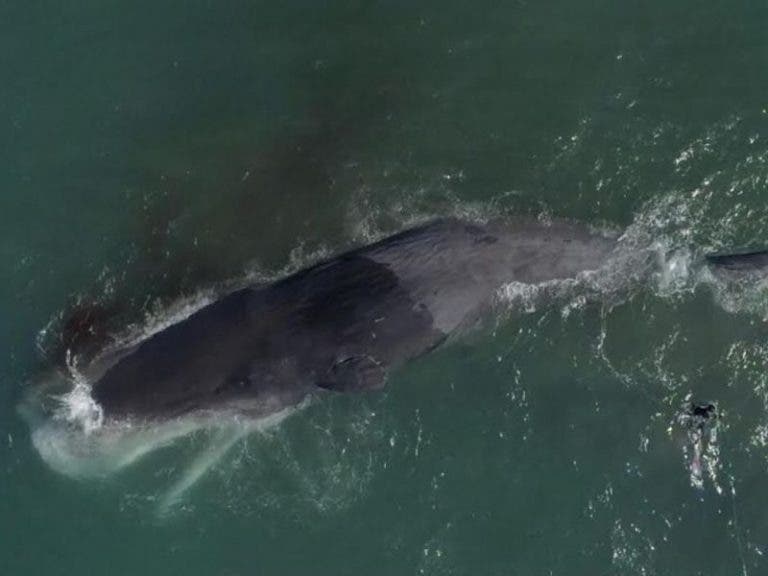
left=706, top=250, right=768, bottom=272
left=706, top=249, right=768, bottom=284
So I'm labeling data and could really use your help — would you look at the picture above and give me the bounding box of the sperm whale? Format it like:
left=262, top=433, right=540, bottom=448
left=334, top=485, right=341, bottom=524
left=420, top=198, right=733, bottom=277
left=83, top=217, right=618, bottom=423
left=23, top=215, right=766, bottom=500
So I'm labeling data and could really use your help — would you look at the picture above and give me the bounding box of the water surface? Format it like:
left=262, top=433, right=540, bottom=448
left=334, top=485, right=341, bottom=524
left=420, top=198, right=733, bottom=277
left=3, top=1, right=768, bottom=574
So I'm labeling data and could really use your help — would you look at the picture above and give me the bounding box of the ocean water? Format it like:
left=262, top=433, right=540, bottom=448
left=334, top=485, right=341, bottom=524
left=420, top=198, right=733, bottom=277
left=3, top=1, right=768, bottom=574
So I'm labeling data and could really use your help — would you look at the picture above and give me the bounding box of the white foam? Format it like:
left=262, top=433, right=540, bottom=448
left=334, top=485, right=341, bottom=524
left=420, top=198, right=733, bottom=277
left=654, top=246, right=695, bottom=298
left=54, top=350, right=104, bottom=435
left=497, top=277, right=579, bottom=314
left=30, top=415, right=201, bottom=479
left=28, top=393, right=305, bottom=518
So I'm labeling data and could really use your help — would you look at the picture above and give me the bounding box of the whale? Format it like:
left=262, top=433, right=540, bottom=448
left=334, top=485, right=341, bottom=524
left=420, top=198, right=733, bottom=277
left=61, top=217, right=768, bottom=423
left=82, top=217, right=620, bottom=423
left=21, top=215, right=767, bottom=503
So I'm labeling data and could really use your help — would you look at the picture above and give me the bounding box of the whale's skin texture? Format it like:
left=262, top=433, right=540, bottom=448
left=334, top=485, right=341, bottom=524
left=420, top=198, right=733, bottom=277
left=90, top=218, right=618, bottom=422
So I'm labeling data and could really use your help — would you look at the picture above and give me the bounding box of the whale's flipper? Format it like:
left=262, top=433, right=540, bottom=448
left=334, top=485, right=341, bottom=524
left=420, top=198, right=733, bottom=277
left=158, top=424, right=250, bottom=516
left=317, top=355, right=386, bottom=392
left=706, top=250, right=768, bottom=272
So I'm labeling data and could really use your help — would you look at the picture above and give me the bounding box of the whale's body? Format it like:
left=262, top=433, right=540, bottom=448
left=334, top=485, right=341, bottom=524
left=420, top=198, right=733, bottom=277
left=23, top=216, right=768, bottom=499
left=89, top=218, right=618, bottom=423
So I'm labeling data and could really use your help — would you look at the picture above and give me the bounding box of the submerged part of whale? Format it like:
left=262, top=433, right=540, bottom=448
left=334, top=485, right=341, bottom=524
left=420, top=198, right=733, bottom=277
left=86, top=217, right=619, bottom=423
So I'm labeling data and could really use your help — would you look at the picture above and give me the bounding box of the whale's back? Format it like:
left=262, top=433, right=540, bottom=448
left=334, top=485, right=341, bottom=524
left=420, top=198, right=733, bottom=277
left=366, top=218, right=617, bottom=332
left=90, top=217, right=618, bottom=421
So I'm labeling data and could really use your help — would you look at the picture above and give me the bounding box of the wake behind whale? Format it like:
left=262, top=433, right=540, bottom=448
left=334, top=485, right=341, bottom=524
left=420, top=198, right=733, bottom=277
left=19, top=215, right=768, bottom=509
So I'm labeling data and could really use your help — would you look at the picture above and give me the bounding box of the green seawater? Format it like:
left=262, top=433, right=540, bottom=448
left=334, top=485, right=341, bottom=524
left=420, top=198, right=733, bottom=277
left=3, top=1, right=768, bottom=574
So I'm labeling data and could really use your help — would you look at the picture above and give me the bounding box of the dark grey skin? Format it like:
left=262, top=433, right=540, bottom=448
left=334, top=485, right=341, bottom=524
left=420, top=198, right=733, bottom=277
left=91, top=217, right=620, bottom=422
left=706, top=250, right=768, bottom=273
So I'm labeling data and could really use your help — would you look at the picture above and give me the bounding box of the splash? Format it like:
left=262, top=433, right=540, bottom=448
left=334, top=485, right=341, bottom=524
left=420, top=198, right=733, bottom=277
left=54, top=350, right=104, bottom=435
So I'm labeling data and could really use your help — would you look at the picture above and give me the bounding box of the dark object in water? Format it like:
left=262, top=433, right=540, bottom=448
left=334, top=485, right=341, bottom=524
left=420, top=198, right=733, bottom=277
left=686, top=401, right=718, bottom=432
left=88, top=217, right=620, bottom=422
left=706, top=250, right=768, bottom=272
left=54, top=218, right=768, bottom=425
left=678, top=400, right=720, bottom=490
